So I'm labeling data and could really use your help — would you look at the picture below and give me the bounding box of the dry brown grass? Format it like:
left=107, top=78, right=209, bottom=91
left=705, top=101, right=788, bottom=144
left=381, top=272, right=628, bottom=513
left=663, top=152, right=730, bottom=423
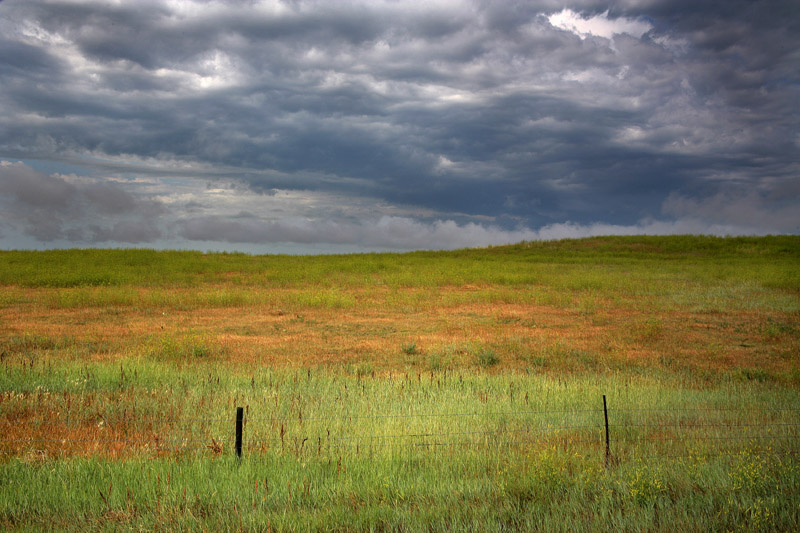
left=0, top=392, right=185, bottom=459
left=2, top=285, right=797, bottom=379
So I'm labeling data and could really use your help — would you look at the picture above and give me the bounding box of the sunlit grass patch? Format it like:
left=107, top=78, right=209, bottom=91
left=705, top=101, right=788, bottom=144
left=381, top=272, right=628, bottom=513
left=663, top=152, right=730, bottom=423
left=48, top=287, right=139, bottom=309
left=291, top=288, right=357, bottom=309
left=144, top=332, right=225, bottom=360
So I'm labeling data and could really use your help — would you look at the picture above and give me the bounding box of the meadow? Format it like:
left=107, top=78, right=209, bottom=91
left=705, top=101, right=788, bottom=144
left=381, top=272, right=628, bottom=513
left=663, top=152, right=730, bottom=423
left=1, top=235, right=799, bottom=531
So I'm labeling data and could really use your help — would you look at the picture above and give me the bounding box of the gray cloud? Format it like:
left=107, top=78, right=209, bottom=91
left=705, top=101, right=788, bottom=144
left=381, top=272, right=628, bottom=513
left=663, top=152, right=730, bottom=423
left=0, top=0, right=798, bottom=250
left=88, top=219, right=163, bottom=244
left=176, top=185, right=796, bottom=250
left=0, top=161, right=166, bottom=243
left=176, top=214, right=545, bottom=250
left=662, top=191, right=800, bottom=234
left=0, top=160, right=77, bottom=208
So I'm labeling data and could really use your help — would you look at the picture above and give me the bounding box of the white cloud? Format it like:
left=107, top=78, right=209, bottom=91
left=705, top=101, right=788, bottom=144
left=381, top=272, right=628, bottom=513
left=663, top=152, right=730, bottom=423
left=548, top=9, right=652, bottom=41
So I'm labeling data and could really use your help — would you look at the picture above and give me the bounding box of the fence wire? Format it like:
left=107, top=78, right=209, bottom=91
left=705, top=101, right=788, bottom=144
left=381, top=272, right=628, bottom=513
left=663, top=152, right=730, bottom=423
left=2, top=404, right=798, bottom=461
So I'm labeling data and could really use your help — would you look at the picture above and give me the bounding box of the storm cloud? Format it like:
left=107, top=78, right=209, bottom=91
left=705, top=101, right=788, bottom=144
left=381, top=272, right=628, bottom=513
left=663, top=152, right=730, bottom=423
left=0, top=0, right=797, bottom=251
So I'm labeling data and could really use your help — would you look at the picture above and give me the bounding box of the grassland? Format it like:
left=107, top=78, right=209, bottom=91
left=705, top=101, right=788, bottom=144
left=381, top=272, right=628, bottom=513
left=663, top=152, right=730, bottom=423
left=1, top=235, right=799, bottom=531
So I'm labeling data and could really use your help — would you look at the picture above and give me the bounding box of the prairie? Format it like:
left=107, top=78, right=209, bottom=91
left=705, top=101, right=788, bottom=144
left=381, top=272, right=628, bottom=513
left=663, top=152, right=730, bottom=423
left=1, top=235, right=799, bottom=531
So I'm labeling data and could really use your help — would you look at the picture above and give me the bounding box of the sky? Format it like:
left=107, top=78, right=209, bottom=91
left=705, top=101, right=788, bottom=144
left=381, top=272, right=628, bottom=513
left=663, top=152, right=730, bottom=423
left=0, top=0, right=798, bottom=254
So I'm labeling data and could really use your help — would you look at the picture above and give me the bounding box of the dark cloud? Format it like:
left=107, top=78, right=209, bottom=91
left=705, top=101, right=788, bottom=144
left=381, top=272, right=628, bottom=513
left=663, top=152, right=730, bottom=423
left=0, top=38, right=63, bottom=78
left=0, top=0, right=797, bottom=250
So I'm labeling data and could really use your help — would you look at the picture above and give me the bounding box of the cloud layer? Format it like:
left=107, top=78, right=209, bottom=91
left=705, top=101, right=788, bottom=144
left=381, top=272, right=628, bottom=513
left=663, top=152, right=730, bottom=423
left=0, top=0, right=798, bottom=251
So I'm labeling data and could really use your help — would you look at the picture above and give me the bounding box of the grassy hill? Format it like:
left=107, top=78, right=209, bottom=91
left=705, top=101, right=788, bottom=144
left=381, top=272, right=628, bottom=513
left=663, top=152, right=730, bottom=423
left=1, top=235, right=798, bottom=289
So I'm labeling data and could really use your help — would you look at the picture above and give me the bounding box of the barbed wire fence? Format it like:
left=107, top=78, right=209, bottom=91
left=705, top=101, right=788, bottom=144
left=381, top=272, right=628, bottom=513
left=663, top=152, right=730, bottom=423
left=2, top=397, right=799, bottom=463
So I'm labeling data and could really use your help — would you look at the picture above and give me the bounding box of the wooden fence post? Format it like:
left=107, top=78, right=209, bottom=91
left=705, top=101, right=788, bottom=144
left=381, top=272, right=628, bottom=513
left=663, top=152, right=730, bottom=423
left=603, top=395, right=610, bottom=466
left=235, top=407, right=244, bottom=458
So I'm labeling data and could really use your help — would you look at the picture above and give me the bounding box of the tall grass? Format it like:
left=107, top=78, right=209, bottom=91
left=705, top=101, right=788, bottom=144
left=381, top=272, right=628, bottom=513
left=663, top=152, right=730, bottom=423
left=1, top=360, right=799, bottom=530
left=2, top=447, right=798, bottom=531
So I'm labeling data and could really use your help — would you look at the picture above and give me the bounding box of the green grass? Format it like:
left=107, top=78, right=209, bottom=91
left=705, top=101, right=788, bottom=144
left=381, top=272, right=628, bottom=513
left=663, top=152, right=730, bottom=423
left=1, top=235, right=798, bottom=290
left=0, top=236, right=795, bottom=321
left=2, top=447, right=798, bottom=531
left=1, top=361, right=799, bottom=531
left=1, top=235, right=799, bottom=530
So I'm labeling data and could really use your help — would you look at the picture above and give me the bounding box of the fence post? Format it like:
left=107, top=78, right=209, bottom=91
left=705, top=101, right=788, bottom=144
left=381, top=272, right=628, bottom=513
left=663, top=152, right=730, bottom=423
left=603, top=395, right=610, bottom=466
left=235, top=407, right=244, bottom=458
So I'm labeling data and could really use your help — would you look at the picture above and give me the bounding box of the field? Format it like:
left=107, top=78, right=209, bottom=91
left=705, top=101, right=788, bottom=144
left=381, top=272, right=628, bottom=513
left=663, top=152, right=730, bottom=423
left=1, top=235, right=799, bottom=531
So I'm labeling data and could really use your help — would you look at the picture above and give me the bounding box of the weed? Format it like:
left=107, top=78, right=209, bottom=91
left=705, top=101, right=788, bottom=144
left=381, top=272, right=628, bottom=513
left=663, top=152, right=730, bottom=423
left=475, top=348, right=500, bottom=367
left=401, top=343, right=418, bottom=355
left=427, top=353, right=452, bottom=372
left=627, top=463, right=667, bottom=505
left=730, top=450, right=770, bottom=494
left=356, top=362, right=374, bottom=378
left=739, top=368, right=770, bottom=382
left=526, top=356, right=548, bottom=368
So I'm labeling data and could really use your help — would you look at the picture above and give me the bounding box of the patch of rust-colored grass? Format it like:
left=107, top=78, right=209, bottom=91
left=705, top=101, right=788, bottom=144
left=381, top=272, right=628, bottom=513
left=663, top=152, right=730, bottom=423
left=1, top=286, right=797, bottom=379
